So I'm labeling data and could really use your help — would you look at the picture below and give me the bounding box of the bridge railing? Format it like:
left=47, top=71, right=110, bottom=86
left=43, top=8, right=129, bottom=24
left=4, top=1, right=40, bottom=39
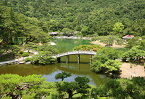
left=53, top=50, right=96, bottom=58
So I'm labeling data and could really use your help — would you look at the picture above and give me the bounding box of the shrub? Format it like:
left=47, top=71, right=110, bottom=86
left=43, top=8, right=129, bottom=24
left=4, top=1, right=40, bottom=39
left=97, top=77, right=145, bottom=99
left=0, top=74, right=58, bottom=99
left=21, top=52, right=29, bottom=57
left=91, top=48, right=121, bottom=75
left=24, top=57, right=33, bottom=62
left=31, top=51, right=56, bottom=65
left=91, top=60, right=121, bottom=75
left=122, top=46, right=145, bottom=62
left=73, top=45, right=102, bottom=52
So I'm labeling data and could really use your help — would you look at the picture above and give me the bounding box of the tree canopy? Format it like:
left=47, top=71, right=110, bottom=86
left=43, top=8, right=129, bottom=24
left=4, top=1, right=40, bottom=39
left=1, top=0, right=145, bottom=36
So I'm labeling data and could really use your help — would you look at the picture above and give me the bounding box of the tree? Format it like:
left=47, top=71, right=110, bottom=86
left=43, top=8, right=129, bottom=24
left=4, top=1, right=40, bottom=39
left=113, top=22, right=124, bottom=35
left=101, top=60, right=121, bottom=75
left=0, top=45, right=21, bottom=61
left=1, top=0, right=145, bottom=36
left=125, top=37, right=141, bottom=49
left=95, top=77, right=145, bottom=99
left=57, top=82, right=79, bottom=98
left=122, top=46, right=145, bottom=62
left=126, top=37, right=145, bottom=51
left=92, top=47, right=119, bottom=63
left=0, top=74, right=58, bottom=99
left=57, top=76, right=90, bottom=98
left=62, top=28, right=73, bottom=36
left=92, top=59, right=121, bottom=76
left=55, top=72, right=72, bottom=81
left=0, top=6, right=16, bottom=44
left=73, top=45, right=102, bottom=52
left=91, top=48, right=121, bottom=75
left=95, top=36, right=124, bottom=46
left=30, top=51, right=56, bottom=65
left=81, top=25, right=90, bottom=36
left=0, top=6, right=50, bottom=45
left=75, top=76, right=90, bottom=88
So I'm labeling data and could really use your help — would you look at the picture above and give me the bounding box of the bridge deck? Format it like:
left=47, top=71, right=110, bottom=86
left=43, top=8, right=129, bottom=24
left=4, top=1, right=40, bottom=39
left=53, top=51, right=96, bottom=58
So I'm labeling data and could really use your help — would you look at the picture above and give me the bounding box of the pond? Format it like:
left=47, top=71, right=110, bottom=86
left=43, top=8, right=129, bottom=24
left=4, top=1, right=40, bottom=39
left=52, top=38, right=92, bottom=53
left=0, top=39, right=110, bottom=86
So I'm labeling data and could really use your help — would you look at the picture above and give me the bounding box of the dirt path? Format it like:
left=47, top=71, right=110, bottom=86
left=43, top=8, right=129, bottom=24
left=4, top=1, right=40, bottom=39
left=91, top=40, right=125, bottom=48
left=120, top=63, right=145, bottom=78
left=91, top=41, right=106, bottom=47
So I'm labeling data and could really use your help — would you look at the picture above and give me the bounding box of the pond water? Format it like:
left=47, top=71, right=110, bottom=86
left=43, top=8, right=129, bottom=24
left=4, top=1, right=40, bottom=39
left=52, top=38, right=92, bottom=53
left=0, top=39, right=110, bottom=86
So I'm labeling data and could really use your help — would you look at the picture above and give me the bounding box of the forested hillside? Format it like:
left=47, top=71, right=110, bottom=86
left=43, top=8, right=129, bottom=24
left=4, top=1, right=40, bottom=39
left=1, top=0, right=145, bottom=39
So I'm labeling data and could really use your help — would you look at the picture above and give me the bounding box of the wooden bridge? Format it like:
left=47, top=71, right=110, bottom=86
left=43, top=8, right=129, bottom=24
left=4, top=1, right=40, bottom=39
left=53, top=51, right=96, bottom=64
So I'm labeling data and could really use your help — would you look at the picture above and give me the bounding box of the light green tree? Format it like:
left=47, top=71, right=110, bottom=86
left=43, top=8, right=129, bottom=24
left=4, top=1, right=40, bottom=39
left=113, top=22, right=124, bottom=35
left=122, top=46, right=145, bottom=62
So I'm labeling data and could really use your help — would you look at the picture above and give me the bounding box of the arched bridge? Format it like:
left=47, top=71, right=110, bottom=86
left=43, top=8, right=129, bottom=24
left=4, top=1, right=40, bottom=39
left=53, top=51, right=96, bottom=64
left=53, top=51, right=96, bottom=58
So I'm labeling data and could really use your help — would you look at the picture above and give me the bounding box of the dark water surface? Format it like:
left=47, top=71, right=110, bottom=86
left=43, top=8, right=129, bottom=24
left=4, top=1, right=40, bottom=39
left=0, top=55, right=110, bottom=86
left=0, top=39, right=110, bottom=86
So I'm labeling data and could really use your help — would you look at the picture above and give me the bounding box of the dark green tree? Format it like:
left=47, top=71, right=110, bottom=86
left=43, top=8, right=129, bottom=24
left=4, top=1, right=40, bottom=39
left=55, top=72, right=72, bottom=81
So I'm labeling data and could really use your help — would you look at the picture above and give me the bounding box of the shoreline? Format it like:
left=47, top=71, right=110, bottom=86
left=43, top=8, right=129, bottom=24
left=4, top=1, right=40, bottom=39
left=91, top=40, right=125, bottom=48
left=0, top=50, right=38, bottom=66
left=53, top=36, right=92, bottom=40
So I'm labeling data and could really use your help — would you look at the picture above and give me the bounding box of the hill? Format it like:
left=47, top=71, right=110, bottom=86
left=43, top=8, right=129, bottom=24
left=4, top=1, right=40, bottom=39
left=0, top=0, right=145, bottom=36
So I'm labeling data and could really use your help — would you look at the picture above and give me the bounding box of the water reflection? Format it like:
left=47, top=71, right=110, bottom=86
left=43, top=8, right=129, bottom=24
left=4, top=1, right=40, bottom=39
left=0, top=63, right=110, bottom=86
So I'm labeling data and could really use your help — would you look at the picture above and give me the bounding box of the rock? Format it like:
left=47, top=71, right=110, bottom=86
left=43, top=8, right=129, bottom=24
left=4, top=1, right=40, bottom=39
left=19, top=61, right=25, bottom=64
left=26, top=62, right=31, bottom=64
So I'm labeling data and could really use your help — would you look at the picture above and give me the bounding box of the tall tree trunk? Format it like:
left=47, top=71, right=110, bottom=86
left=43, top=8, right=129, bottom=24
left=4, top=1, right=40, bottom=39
left=61, top=78, right=64, bottom=81
left=68, top=90, right=73, bottom=99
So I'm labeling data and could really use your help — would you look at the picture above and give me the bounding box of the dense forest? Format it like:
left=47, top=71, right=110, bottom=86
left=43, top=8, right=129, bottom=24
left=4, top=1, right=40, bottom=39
left=1, top=0, right=145, bottom=41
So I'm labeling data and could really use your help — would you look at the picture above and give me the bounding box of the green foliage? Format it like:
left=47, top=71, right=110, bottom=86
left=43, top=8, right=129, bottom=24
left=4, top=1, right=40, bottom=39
left=91, top=48, right=121, bottom=75
left=55, top=72, right=71, bottom=81
left=81, top=25, right=91, bottom=36
left=0, top=74, right=58, bottom=99
left=113, top=22, right=124, bottom=34
left=73, top=45, right=102, bottom=52
left=93, top=47, right=120, bottom=63
left=122, top=46, right=145, bottom=62
left=24, top=42, right=38, bottom=51
left=92, top=60, right=121, bottom=75
left=0, top=74, right=144, bottom=99
left=0, top=45, right=21, bottom=61
left=1, top=0, right=145, bottom=36
left=101, top=60, right=121, bottom=74
left=0, top=45, right=20, bottom=55
left=0, top=6, right=50, bottom=44
left=96, top=77, right=145, bottom=99
left=75, top=76, right=90, bottom=85
left=36, top=44, right=59, bottom=54
left=123, top=37, right=145, bottom=63
left=30, top=51, right=56, bottom=65
left=21, top=52, right=29, bottom=57
left=126, top=37, right=145, bottom=50
left=61, top=28, right=73, bottom=35
left=25, top=45, right=58, bottom=65
left=19, top=51, right=29, bottom=57
left=57, top=76, right=91, bottom=98
left=24, top=57, right=32, bottom=62
left=94, top=36, right=124, bottom=46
